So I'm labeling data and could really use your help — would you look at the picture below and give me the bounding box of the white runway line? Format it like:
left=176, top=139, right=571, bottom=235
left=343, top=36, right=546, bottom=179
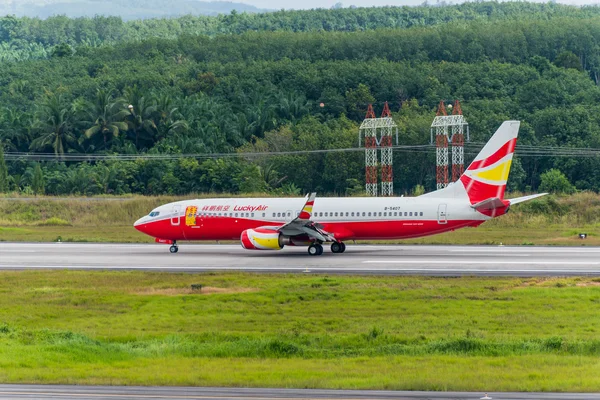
left=0, top=265, right=599, bottom=274
left=364, top=260, right=600, bottom=265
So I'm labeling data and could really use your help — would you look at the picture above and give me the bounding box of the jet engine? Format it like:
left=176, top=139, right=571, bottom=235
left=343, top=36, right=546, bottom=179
left=240, top=228, right=312, bottom=250
left=241, top=228, right=283, bottom=250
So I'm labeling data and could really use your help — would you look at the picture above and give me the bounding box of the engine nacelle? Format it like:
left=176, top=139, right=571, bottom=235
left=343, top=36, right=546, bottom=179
left=241, top=228, right=284, bottom=250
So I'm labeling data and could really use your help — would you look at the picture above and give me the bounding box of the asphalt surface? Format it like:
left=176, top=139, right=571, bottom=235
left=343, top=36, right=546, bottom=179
left=0, top=385, right=595, bottom=400
left=1, top=242, right=600, bottom=276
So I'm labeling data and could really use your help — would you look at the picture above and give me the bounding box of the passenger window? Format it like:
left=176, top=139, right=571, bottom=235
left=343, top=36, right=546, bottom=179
left=394, top=212, right=397, bottom=217
left=368, top=212, right=372, bottom=217
left=362, top=212, right=366, bottom=217
left=277, top=212, right=281, bottom=217
left=420, top=212, right=424, bottom=216
left=334, top=212, right=338, bottom=217
left=379, top=212, right=382, bottom=217
left=251, top=213, right=254, bottom=217
left=409, top=212, right=413, bottom=217
left=351, top=212, right=355, bottom=217
left=404, top=212, right=408, bottom=217
left=235, top=213, right=238, bottom=217
left=262, top=213, right=265, bottom=217
left=272, top=213, right=276, bottom=218
left=325, top=212, right=328, bottom=217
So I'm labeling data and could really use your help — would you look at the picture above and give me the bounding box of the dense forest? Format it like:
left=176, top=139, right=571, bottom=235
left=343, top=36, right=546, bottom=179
left=1, top=2, right=600, bottom=196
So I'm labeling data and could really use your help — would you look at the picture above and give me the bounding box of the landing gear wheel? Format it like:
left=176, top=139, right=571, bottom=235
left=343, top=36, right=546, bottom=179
left=170, top=245, right=179, bottom=253
left=308, top=243, right=323, bottom=256
left=340, top=242, right=346, bottom=253
left=331, top=242, right=342, bottom=254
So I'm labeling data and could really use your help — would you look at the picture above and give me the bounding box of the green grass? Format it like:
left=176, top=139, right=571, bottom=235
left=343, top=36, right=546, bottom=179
left=0, top=271, right=599, bottom=390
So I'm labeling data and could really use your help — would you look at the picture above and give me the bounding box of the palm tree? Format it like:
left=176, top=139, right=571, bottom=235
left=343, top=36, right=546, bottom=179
left=0, top=108, right=32, bottom=152
left=82, top=89, right=129, bottom=150
left=124, top=86, right=158, bottom=149
left=154, top=93, right=188, bottom=142
left=30, top=94, right=76, bottom=159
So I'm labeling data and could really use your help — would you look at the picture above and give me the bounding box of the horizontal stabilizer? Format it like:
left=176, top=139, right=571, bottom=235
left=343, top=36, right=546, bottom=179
left=508, top=193, right=548, bottom=205
left=470, top=197, right=508, bottom=212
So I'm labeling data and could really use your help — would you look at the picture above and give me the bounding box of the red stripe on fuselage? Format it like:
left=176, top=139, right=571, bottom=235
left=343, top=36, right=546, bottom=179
left=135, top=216, right=484, bottom=242
left=467, top=138, right=516, bottom=171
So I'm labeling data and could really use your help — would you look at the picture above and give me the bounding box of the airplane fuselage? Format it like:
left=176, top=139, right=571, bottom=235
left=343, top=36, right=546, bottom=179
left=134, top=196, right=489, bottom=242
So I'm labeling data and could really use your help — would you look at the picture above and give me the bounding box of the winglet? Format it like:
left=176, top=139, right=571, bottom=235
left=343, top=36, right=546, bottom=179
left=298, top=192, right=316, bottom=220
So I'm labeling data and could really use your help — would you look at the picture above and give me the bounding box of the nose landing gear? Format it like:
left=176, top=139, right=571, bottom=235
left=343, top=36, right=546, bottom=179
left=169, top=241, right=179, bottom=253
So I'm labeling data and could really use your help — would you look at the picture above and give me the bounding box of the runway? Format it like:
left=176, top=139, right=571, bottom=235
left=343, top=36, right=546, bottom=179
left=0, top=385, right=595, bottom=400
left=1, top=242, right=599, bottom=276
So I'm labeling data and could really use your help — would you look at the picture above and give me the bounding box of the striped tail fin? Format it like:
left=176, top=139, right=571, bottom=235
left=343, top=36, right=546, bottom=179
left=460, top=121, right=519, bottom=204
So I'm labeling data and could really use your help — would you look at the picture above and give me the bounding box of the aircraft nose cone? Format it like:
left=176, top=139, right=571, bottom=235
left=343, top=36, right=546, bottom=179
left=134, top=217, right=147, bottom=232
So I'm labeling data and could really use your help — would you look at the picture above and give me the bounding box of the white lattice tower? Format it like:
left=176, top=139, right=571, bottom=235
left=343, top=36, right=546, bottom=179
left=451, top=124, right=464, bottom=182
left=451, top=100, right=466, bottom=182
left=379, top=102, right=394, bottom=197
left=435, top=126, right=449, bottom=190
left=430, top=101, right=469, bottom=189
left=431, top=101, right=449, bottom=190
left=359, top=104, right=399, bottom=197
left=361, top=104, right=378, bottom=197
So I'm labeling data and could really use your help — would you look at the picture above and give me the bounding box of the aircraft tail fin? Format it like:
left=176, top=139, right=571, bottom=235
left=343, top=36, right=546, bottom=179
left=422, top=121, right=520, bottom=204
left=460, top=120, right=519, bottom=204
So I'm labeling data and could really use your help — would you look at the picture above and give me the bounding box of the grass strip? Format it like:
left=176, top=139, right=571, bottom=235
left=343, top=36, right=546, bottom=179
left=0, top=272, right=598, bottom=390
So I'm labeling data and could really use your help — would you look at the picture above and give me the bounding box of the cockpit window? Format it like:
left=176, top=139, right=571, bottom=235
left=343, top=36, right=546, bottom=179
left=149, top=211, right=160, bottom=217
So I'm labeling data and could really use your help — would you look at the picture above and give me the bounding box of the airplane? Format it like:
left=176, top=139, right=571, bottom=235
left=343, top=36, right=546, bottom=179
left=134, top=121, right=547, bottom=255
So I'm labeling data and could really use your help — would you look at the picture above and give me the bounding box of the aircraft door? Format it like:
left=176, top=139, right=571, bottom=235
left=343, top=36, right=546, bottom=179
left=171, top=205, right=181, bottom=226
left=437, top=204, right=448, bottom=225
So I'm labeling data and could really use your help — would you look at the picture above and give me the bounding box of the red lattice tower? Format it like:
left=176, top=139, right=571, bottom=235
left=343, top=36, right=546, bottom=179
left=451, top=100, right=465, bottom=182
left=364, top=104, right=378, bottom=196
left=434, top=101, right=449, bottom=189
left=379, top=102, right=393, bottom=196
left=435, top=133, right=449, bottom=190
left=430, top=100, right=469, bottom=189
left=436, top=100, right=448, bottom=116
left=381, top=101, right=392, bottom=118
left=365, top=104, right=376, bottom=119
left=359, top=103, right=398, bottom=197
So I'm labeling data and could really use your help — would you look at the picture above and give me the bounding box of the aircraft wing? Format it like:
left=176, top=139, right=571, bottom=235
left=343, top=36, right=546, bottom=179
left=275, top=193, right=336, bottom=243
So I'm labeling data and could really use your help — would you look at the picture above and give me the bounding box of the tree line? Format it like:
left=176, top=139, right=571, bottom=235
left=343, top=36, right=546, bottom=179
left=1, top=4, right=600, bottom=195
left=2, top=2, right=600, bottom=61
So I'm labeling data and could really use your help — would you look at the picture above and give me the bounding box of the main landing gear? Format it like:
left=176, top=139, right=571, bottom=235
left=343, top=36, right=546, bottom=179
left=308, top=243, right=323, bottom=256
left=308, top=242, right=346, bottom=256
left=169, top=241, right=179, bottom=253
left=330, top=242, right=346, bottom=254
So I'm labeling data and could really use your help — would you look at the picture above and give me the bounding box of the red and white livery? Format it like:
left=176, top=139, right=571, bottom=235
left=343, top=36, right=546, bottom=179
left=134, top=121, right=546, bottom=255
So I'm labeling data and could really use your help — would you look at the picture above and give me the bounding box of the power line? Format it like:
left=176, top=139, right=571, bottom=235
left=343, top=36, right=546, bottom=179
left=5, top=143, right=600, bottom=161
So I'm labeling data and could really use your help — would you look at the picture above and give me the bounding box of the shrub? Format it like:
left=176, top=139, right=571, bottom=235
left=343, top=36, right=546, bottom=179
left=36, top=217, right=72, bottom=226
